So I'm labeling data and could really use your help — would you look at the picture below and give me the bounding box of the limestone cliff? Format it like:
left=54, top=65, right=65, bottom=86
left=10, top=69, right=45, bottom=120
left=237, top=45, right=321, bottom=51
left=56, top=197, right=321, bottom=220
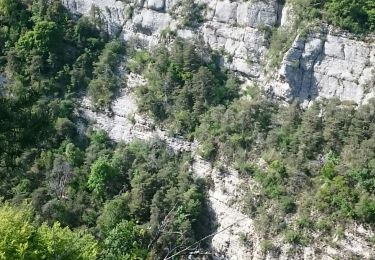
left=63, top=0, right=375, bottom=104
left=80, top=73, right=375, bottom=260
left=267, top=31, right=375, bottom=105
left=66, top=0, right=375, bottom=259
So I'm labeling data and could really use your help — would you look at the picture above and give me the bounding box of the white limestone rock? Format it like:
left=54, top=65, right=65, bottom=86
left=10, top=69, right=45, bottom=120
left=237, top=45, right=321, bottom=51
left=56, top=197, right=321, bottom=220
left=165, top=0, right=178, bottom=11
left=247, top=0, right=278, bottom=28
left=63, top=0, right=375, bottom=105
left=214, top=0, right=238, bottom=24
left=269, top=32, right=375, bottom=104
left=63, top=0, right=280, bottom=81
left=146, top=0, right=165, bottom=11
left=237, top=0, right=280, bottom=28
left=134, top=9, right=171, bottom=33
left=62, top=0, right=126, bottom=35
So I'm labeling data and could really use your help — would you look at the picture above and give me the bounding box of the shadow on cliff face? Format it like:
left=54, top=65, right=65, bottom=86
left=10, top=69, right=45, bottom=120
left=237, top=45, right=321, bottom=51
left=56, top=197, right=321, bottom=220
left=193, top=177, right=218, bottom=257
left=280, top=34, right=325, bottom=104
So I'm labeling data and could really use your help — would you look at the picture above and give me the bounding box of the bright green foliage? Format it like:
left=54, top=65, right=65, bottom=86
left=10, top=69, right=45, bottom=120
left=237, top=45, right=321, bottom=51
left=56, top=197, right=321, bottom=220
left=0, top=203, right=98, bottom=260
left=88, top=157, right=116, bottom=196
left=37, top=222, right=98, bottom=259
left=320, top=152, right=339, bottom=179
left=101, top=221, right=147, bottom=260
left=315, top=176, right=355, bottom=218
left=127, top=50, right=150, bottom=74
left=17, top=20, right=60, bottom=55
left=0, top=203, right=35, bottom=259
left=97, top=193, right=131, bottom=235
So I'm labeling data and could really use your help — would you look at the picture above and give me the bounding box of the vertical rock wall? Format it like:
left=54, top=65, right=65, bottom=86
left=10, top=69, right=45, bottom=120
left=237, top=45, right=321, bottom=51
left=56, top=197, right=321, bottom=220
left=267, top=31, right=375, bottom=105
left=63, top=0, right=374, bottom=104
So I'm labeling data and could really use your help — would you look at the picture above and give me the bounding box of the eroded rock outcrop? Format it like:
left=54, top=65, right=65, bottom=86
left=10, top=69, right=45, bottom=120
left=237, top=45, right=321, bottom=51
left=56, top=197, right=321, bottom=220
left=63, top=0, right=281, bottom=78
left=80, top=73, right=195, bottom=152
left=63, top=0, right=375, bottom=104
left=268, top=31, right=375, bottom=105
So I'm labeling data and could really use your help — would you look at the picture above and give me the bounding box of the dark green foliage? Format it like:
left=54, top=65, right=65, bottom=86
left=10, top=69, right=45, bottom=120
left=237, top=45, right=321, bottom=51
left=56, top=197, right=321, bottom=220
left=198, top=96, right=375, bottom=238
left=97, top=193, right=131, bottom=235
left=355, top=195, right=375, bottom=223
left=89, top=140, right=205, bottom=258
left=1, top=0, right=375, bottom=256
left=323, top=0, right=375, bottom=33
left=196, top=97, right=277, bottom=163
left=0, top=0, right=106, bottom=185
left=293, top=0, right=375, bottom=33
left=0, top=1, right=207, bottom=258
left=88, top=40, right=125, bottom=109
left=180, top=0, right=205, bottom=27
left=136, top=40, right=239, bottom=137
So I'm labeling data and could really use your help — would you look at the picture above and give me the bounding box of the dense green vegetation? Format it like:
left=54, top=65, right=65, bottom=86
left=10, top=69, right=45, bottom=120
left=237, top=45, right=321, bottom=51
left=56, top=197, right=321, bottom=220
left=289, top=0, right=375, bottom=33
left=1, top=0, right=375, bottom=257
left=130, top=36, right=375, bottom=247
left=133, top=39, right=239, bottom=138
left=0, top=203, right=98, bottom=259
left=196, top=97, right=375, bottom=243
left=0, top=1, right=207, bottom=258
left=313, top=0, right=375, bottom=33
left=88, top=40, right=125, bottom=109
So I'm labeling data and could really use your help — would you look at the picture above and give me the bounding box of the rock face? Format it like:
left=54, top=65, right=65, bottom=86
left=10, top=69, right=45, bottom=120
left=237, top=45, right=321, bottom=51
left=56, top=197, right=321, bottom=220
left=63, top=0, right=375, bottom=104
left=193, top=160, right=263, bottom=260
left=268, top=32, right=375, bottom=105
left=80, top=73, right=194, bottom=152
left=63, top=0, right=281, bottom=78
left=0, top=75, right=5, bottom=88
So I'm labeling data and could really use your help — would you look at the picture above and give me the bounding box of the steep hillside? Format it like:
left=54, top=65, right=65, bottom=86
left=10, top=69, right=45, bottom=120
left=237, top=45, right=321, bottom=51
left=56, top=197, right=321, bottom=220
left=0, top=0, right=374, bottom=259
left=65, top=0, right=375, bottom=259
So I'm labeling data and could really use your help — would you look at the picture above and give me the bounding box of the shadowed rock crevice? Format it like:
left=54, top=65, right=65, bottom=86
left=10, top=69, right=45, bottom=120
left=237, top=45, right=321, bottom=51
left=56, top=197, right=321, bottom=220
left=269, top=30, right=375, bottom=105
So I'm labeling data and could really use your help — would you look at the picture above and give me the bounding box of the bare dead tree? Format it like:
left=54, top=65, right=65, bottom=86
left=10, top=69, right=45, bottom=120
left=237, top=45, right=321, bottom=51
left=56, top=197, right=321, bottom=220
left=49, top=155, right=73, bottom=199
